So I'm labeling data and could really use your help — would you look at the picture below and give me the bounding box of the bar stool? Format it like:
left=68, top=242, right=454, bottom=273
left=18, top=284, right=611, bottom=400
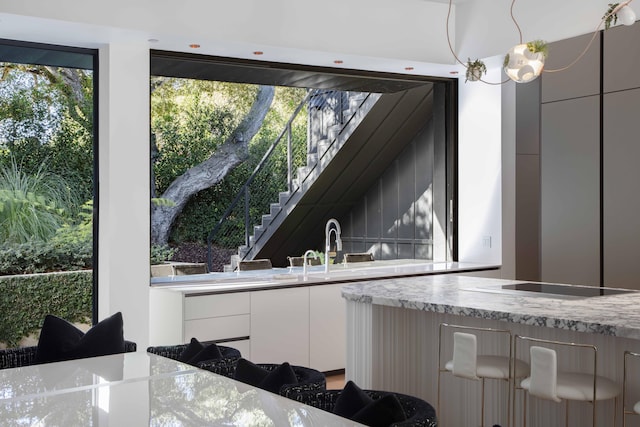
left=514, top=335, right=620, bottom=427
left=623, top=350, right=640, bottom=426
left=437, top=323, right=528, bottom=427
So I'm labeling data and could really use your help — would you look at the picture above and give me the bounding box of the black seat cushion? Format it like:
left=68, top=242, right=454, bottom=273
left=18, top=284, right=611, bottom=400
left=178, top=338, right=223, bottom=365
left=35, top=312, right=125, bottom=364
left=333, top=381, right=407, bottom=427
left=233, top=358, right=298, bottom=393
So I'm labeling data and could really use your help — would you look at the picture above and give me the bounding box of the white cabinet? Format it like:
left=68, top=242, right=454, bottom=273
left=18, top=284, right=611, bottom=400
left=250, top=287, right=310, bottom=366
left=149, top=290, right=251, bottom=356
left=309, top=284, right=346, bottom=372
left=149, top=283, right=347, bottom=372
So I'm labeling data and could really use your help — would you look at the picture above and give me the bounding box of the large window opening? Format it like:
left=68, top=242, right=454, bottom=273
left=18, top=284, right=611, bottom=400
left=0, top=40, right=98, bottom=347
left=149, top=51, right=456, bottom=274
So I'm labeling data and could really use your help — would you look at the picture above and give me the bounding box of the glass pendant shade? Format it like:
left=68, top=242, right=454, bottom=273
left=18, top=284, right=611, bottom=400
left=617, top=6, right=637, bottom=26
left=503, top=44, right=545, bottom=83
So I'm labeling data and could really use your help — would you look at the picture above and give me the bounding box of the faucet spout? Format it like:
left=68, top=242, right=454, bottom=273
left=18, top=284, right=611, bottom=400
left=302, top=250, right=317, bottom=276
left=324, top=218, right=342, bottom=273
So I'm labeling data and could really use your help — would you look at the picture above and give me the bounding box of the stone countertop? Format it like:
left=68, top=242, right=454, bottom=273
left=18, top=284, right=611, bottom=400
left=149, top=260, right=498, bottom=295
left=341, top=274, right=640, bottom=340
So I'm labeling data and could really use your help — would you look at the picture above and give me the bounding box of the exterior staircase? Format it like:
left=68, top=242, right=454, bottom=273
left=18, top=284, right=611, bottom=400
left=223, top=90, right=381, bottom=271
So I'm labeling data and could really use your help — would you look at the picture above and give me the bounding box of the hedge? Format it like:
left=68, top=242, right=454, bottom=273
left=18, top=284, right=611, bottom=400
left=0, top=270, right=92, bottom=347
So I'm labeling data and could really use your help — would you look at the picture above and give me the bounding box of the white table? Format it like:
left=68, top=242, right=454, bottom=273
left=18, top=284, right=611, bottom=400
left=0, top=352, right=362, bottom=426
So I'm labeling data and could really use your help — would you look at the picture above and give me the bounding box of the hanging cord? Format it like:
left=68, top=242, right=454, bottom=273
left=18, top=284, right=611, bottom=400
left=446, top=0, right=465, bottom=67
left=446, top=0, right=512, bottom=85
left=447, top=0, right=635, bottom=82
left=545, top=0, right=634, bottom=73
left=510, top=0, right=523, bottom=44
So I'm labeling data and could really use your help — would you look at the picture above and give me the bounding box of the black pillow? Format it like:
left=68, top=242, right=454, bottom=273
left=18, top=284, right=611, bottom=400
left=188, top=342, right=223, bottom=365
left=178, top=337, right=204, bottom=362
left=333, top=380, right=374, bottom=418
left=35, top=312, right=125, bottom=364
left=257, top=362, right=298, bottom=394
left=178, top=338, right=224, bottom=365
left=351, top=393, right=407, bottom=427
left=234, top=358, right=269, bottom=386
left=233, top=358, right=298, bottom=393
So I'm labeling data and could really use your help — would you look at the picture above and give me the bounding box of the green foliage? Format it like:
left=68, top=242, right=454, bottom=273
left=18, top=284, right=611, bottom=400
left=465, top=58, right=487, bottom=82
left=604, top=3, right=620, bottom=30
left=526, top=40, right=549, bottom=58
left=150, top=244, right=175, bottom=264
left=0, top=271, right=92, bottom=347
left=0, top=201, right=93, bottom=275
left=0, top=64, right=94, bottom=209
left=0, top=159, right=80, bottom=244
left=151, top=79, right=257, bottom=193
left=153, top=83, right=308, bottom=247
left=0, top=238, right=92, bottom=276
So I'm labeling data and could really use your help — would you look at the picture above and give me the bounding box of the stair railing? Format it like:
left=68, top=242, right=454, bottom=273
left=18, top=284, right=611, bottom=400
left=206, top=89, right=364, bottom=271
left=207, top=89, right=313, bottom=270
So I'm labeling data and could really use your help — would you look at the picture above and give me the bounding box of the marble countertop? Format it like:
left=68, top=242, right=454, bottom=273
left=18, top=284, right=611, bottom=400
left=341, top=275, right=640, bottom=340
left=0, top=352, right=363, bottom=426
left=150, top=260, right=498, bottom=294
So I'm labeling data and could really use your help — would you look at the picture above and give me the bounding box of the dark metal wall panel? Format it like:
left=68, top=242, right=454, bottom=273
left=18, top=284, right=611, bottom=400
left=366, top=183, right=382, bottom=239
left=382, top=163, right=399, bottom=240
left=398, top=243, right=414, bottom=259
left=342, top=116, right=435, bottom=260
left=398, top=142, right=416, bottom=240
left=415, top=121, right=434, bottom=241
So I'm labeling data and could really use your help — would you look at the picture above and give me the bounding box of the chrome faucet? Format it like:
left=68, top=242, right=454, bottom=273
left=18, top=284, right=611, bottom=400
left=324, top=218, right=342, bottom=273
left=302, top=249, right=317, bottom=276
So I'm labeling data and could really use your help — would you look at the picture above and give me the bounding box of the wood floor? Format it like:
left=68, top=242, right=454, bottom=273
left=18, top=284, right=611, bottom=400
left=325, top=373, right=345, bottom=390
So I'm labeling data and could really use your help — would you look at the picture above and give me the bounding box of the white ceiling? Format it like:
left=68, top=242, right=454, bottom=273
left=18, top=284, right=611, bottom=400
left=0, top=0, right=623, bottom=79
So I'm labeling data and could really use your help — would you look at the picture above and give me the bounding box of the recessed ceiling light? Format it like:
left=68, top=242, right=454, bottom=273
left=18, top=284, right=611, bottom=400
left=189, top=44, right=201, bottom=49
left=334, top=60, right=344, bottom=64
left=405, top=66, right=414, bottom=71
left=148, top=38, right=159, bottom=43
left=253, top=51, right=264, bottom=55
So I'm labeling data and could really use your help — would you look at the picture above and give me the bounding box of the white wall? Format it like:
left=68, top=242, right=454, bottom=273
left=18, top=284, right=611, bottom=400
left=98, top=43, right=150, bottom=348
left=456, top=60, right=503, bottom=265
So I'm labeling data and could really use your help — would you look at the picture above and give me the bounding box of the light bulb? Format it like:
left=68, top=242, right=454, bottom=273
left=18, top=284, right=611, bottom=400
left=617, top=5, right=636, bottom=26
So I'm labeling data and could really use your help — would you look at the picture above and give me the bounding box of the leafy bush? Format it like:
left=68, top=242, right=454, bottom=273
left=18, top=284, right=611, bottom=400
left=0, top=158, right=80, bottom=244
left=150, top=244, right=175, bottom=265
left=0, top=239, right=92, bottom=275
left=0, top=270, right=92, bottom=347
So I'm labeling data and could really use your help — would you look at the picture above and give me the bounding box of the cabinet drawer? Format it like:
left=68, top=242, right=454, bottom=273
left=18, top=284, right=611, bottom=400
left=185, top=293, right=250, bottom=320
left=184, top=314, right=250, bottom=342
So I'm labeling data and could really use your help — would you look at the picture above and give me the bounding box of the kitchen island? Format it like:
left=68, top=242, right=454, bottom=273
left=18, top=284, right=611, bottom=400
left=342, top=275, right=640, bottom=426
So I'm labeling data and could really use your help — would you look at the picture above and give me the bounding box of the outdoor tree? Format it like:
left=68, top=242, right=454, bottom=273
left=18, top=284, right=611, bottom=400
left=150, top=80, right=276, bottom=246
